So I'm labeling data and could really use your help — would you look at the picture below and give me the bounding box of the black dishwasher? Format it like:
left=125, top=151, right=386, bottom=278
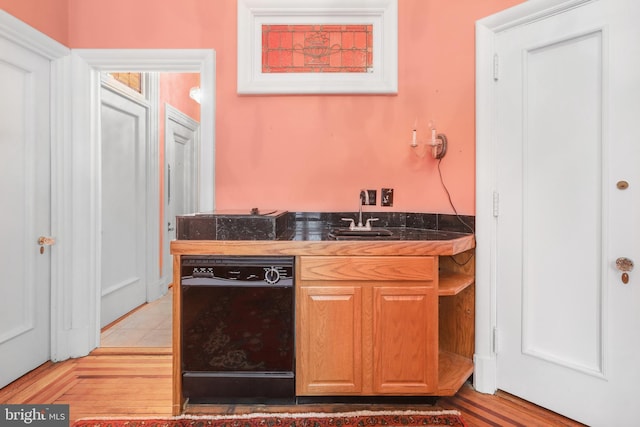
left=180, top=256, right=295, bottom=404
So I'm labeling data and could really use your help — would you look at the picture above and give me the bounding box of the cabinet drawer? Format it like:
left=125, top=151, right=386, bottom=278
left=300, top=256, right=435, bottom=281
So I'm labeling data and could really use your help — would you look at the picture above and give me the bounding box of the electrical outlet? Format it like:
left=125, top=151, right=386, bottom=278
left=364, top=189, right=376, bottom=205
left=381, top=188, right=394, bottom=207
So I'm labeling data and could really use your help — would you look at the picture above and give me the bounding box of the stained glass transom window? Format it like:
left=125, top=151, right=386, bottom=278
left=110, top=72, right=143, bottom=93
left=262, top=24, right=373, bottom=73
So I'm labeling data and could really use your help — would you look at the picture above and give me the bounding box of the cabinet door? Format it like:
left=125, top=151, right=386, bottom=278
left=373, top=285, right=438, bottom=394
left=297, top=285, right=362, bottom=394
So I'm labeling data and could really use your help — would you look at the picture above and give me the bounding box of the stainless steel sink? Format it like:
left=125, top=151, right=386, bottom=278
left=328, top=228, right=399, bottom=240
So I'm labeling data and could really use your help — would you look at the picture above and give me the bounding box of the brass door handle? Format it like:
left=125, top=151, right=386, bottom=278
left=38, top=236, right=56, bottom=246
left=38, top=236, right=55, bottom=254
left=616, top=257, right=634, bottom=284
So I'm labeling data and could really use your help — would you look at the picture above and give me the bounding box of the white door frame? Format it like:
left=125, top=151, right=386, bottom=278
left=69, top=49, right=216, bottom=355
left=474, top=0, right=596, bottom=394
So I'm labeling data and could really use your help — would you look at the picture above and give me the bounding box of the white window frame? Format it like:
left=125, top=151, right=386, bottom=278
left=237, top=0, right=398, bottom=95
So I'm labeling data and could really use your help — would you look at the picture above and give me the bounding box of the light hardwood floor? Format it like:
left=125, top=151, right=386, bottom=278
left=0, top=290, right=585, bottom=426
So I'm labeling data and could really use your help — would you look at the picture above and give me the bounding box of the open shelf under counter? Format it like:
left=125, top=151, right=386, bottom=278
left=438, top=270, right=475, bottom=296
left=437, top=351, right=474, bottom=396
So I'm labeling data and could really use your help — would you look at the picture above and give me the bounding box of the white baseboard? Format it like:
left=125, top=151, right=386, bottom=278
left=473, top=353, right=497, bottom=394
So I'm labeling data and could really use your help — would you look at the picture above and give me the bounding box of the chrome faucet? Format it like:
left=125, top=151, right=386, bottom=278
left=341, top=190, right=378, bottom=231
left=358, top=190, right=368, bottom=227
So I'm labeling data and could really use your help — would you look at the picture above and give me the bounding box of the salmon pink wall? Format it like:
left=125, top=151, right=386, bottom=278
left=0, top=0, right=68, bottom=45
left=160, top=73, right=200, bottom=123
left=4, top=0, right=525, bottom=215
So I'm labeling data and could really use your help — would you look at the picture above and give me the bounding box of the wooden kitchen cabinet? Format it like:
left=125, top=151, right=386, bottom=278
left=372, top=284, right=438, bottom=394
left=297, top=285, right=364, bottom=394
left=296, top=256, right=438, bottom=395
left=171, top=233, right=476, bottom=413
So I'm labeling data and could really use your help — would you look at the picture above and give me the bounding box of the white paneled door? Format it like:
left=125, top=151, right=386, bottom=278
left=100, top=84, right=148, bottom=328
left=494, top=0, right=640, bottom=425
left=163, top=105, right=199, bottom=284
left=0, top=35, right=52, bottom=387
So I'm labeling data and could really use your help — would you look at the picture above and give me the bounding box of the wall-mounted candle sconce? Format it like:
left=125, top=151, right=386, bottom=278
left=410, top=121, right=447, bottom=159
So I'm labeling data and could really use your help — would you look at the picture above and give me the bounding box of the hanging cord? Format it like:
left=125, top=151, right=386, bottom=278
left=436, top=157, right=475, bottom=234
left=437, top=157, right=475, bottom=266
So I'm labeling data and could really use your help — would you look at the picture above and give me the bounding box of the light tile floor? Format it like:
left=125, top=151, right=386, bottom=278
left=100, top=288, right=173, bottom=347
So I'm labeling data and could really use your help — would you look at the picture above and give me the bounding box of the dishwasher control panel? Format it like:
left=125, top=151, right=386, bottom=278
left=181, top=256, right=294, bottom=287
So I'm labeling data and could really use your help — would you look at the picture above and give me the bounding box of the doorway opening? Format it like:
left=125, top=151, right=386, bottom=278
left=71, top=48, right=215, bottom=353
left=99, top=71, right=201, bottom=348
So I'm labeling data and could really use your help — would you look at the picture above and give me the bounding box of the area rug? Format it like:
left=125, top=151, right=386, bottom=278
left=72, top=410, right=467, bottom=427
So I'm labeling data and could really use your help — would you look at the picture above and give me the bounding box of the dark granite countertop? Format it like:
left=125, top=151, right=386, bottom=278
left=176, top=211, right=474, bottom=242
left=282, top=212, right=472, bottom=241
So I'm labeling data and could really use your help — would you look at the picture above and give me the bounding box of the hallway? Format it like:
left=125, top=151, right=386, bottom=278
left=100, top=289, right=172, bottom=348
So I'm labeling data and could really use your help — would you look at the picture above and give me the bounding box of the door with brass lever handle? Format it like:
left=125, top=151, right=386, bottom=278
left=38, top=236, right=55, bottom=254
left=616, top=257, right=634, bottom=284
